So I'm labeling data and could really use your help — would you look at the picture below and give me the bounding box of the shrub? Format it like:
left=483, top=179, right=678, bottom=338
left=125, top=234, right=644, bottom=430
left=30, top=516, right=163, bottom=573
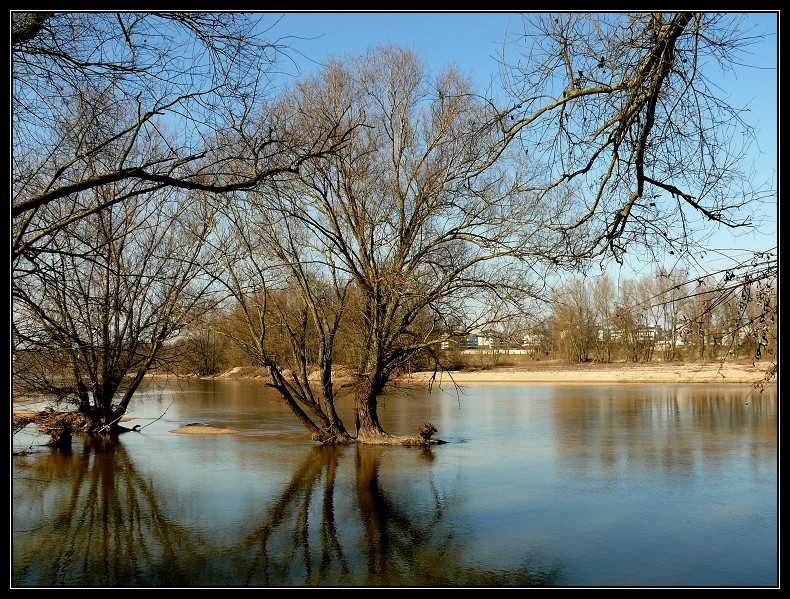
left=416, top=421, right=438, bottom=441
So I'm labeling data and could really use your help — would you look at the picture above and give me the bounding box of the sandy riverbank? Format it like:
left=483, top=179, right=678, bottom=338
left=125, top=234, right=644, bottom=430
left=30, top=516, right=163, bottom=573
left=194, top=359, right=777, bottom=386
left=395, top=359, right=777, bottom=386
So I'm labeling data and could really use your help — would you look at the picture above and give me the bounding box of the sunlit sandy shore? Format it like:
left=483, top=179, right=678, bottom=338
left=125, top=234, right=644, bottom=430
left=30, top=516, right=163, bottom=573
left=395, top=359, right=777, bottom=386
left=148, top=359, right=777, bottom=386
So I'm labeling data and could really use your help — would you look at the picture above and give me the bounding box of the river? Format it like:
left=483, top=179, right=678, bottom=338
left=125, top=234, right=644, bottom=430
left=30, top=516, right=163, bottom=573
left=11, top=378, right=777, bottom=588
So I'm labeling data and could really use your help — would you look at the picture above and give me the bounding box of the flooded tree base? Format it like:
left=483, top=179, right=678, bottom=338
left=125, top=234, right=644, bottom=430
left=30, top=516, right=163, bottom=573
left=14, top=410, right=448, bottom=448
left=12, top=408, right=145, bottom=448
left=348, top=432, right=447, bottom=446
left=12, top=409, right=91, bottom=447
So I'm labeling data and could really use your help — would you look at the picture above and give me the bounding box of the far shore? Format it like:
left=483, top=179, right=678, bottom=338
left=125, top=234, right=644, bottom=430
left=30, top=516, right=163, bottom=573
left=394, top=359, right=777, bottom=386
left=153, top=358, right=777, bottom=386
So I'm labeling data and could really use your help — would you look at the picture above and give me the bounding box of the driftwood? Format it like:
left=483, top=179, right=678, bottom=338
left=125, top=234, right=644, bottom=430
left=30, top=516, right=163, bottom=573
left=12, top=408, right=91, bottom=447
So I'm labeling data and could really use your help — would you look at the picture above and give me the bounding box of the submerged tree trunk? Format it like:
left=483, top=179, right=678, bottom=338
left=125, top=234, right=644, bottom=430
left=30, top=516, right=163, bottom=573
left=352, top=372, right=442, bottom=446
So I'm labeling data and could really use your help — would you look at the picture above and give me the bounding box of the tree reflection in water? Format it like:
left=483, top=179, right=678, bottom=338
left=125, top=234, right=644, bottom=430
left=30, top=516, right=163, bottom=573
left=233, top=445, right=560, bottom=587
left=13, top=438, right=561, bottom=587
left=12, top=435, right=209, bottom=587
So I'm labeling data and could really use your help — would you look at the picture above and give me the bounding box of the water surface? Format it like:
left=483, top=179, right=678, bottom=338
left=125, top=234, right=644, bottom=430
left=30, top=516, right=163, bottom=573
left=12, top=378, right=777, bottom=588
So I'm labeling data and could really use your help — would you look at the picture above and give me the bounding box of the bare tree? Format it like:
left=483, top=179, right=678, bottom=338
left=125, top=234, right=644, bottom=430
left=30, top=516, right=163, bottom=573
left=11, top=11, right=356, bottom=442
left=495, top=12, right=776, bottom=372
left=12, top=185, right=217, bottom=438
left=611, top=253, right=776, bottom=367
left=589, top=274, right=617, bottom=362
left=495, top=12, right=774, bottom=266
left=11, top=12, right=347, bottom=263
left=177, top=308, right=231, bottom=376
left=212, top=46, right=553, bottom=444
left=613, top=278, right=651, bottom=362
left=665, top=253, right=777, bottom=364
left=654, top=267, right=690, bottom=361
left=550, top=278, right=597, bottom=363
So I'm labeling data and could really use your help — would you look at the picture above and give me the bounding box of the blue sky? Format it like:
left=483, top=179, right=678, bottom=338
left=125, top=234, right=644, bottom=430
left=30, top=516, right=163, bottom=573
left=267, top=11, right=778, bottom=276
left=271, top=12, right=517, bottom=86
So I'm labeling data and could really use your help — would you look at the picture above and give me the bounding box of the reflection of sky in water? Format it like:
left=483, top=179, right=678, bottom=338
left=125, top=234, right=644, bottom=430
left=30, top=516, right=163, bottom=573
left=12, top=381, right=776, bottom=587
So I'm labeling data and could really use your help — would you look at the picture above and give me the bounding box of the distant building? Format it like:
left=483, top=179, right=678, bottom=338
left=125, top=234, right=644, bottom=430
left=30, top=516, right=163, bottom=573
left=597, top=324, right=663, bottom=342
left=441, top=331, right=523, bottom=352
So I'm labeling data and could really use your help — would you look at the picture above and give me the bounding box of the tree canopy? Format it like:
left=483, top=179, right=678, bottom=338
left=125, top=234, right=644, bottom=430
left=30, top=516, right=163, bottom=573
left=496, top=12, right=774, bottom=266
left=11, top=12, right=347, bottom=262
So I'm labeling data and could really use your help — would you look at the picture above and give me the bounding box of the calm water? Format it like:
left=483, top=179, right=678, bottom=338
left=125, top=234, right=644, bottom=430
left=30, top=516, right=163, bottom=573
left=12, top=378, right=777, bottom=588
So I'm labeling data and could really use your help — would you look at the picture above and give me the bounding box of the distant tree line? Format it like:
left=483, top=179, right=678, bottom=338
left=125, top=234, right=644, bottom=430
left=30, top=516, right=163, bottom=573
left=162, top=262, right=777, bottom=375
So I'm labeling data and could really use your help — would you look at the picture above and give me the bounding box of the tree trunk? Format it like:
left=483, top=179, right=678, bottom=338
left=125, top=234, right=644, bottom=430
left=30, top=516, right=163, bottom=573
left=355, top=396, right=389, bottom=442
left=354, top=373, right=391, bottom=443
left=320, top=361, right=352, bottom=443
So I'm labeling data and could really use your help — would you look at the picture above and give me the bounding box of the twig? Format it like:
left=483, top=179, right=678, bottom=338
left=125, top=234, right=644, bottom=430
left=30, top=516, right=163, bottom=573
left=135, top=401, right=174, bottom=431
